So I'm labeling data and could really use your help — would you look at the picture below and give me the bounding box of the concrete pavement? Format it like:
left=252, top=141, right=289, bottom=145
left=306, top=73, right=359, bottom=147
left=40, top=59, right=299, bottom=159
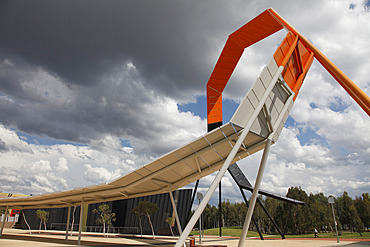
left=0, top=228, right=365, bottom=246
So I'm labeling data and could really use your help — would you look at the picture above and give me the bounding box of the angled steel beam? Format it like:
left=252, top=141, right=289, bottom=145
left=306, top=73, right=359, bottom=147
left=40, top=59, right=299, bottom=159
left=168, top=187, right=186, bottom=247
left=237, top=184, right=264, bottom=240
left=229, top=163, right=287, bottom=239
left=256, top=197, right=285, bottom=239
left=238, top=139, right=272, bottom=247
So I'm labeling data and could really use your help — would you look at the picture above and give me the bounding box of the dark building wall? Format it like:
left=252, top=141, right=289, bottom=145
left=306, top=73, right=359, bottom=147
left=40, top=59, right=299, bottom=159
left=87, top=189, right=192, bottom=235
left=18, top=189, right=192, bottom=235
left=19, top=206, right=82, bottom=231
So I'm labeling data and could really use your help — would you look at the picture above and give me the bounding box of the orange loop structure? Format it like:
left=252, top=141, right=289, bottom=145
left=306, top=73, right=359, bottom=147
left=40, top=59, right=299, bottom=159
left=206, top=8, right=370, bottom=131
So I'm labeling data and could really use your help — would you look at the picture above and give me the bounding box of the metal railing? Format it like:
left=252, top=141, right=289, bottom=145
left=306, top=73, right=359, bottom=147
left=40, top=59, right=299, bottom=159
left=50, top=223, right=138, bottom=235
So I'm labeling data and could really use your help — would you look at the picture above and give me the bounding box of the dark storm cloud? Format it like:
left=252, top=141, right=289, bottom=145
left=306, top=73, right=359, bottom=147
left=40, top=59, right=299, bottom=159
left=0, top=0, right=249, bottom=99
left=0, top=0, right=262, bottom=151
left=2, top=0, right=298, bottom=156
left=0, top=58, right=203, bottom=155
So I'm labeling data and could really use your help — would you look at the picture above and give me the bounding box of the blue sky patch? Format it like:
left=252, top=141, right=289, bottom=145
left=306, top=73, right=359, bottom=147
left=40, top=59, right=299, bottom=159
left=296, top=126, right=328, bottom=147
left=329, top=97, right=348, bottom=112
left=310, top=102, right=318, bottom=109
left=178, top=96, right=207, bottom=119
left=285, top=116, right=329, bottom=147
left=119, top=138, right=132, bottom=148
left=178, top=96, right=239, bottom=124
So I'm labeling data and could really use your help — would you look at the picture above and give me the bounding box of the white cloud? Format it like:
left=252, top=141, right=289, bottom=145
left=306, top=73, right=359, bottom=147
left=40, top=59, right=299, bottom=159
left=0, top=126, right=140, bottom=194
left=55, top=157, right=69, bottom=173
left=232, top=125, right=370, bottom=199
left=0, top=0, right=369, bottom=203
left=83, top=164, right=121, bottom=184
left=29, top=160, right=52, bottom=172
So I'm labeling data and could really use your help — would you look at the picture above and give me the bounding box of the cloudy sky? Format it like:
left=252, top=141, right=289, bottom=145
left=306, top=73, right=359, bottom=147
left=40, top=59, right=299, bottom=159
left=0, top=0, right=369, bottom=205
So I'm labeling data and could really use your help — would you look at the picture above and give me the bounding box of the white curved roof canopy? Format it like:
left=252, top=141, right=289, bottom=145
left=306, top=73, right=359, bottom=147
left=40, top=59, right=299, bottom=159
left=0, top=57, right=293, bottom=210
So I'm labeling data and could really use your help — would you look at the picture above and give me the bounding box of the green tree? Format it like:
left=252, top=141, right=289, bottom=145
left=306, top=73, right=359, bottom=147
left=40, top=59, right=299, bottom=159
left=221, top=200, right=232, bottom=227
left=235, top=202, right=248, bottom=228
left=354, top=193, right=370, bottom=230
left=264, top=197, right=283, bottom=234
left=92, top=204, right=116, bottom=237
left=165, top=216, right=175, bottom=236
left=180, top=189, right=368, bottom=237
left=308, top=193, right=331, bottom=233
left=131, top=205, right=144, bottom=237
left=353, top=215, right=365, bottom=236
left=36, top=210, right=50, bottom=233
left=337, top=191, right=362, bottom=233
left=202, top=204, right=218, bottom=229
left=284, top=186, right=311, bottom=234
left=132, top=201, right=159, bottom=239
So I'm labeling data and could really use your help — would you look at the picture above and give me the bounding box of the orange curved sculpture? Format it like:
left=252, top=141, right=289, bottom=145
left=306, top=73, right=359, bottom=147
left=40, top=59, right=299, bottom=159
left=207, top=8, right=370, bottom=131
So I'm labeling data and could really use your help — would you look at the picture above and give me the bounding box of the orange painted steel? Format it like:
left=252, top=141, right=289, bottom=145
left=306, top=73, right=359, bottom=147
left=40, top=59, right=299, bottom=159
left=273, top=32, right=314, bottom=99
left=206, top=8, right=370, bottom=128
left=268, top=8, right=370, bottom=115
left=206, top=9, right=282, bottom=127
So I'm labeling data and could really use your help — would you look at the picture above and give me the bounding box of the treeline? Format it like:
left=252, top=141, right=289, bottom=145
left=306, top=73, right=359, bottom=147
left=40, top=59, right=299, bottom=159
left=197, top=187, right=369, bottom=235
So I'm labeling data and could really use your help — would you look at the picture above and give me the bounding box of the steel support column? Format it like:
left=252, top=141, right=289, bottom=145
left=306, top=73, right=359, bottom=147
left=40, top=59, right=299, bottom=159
left=0, top=206, right=9, bottom=237
left=238, top=139, right=272, bottom=247
left=169, top=187, right=186, bottom=247
left=256, top=198, right=285, bottom=239
left=219, top=181, right=222, bottom=237
left=65, top=204, right=71, bottom=242
left=168, top=188, right=183, bottom=235
left=186, top=180, right=199, bottom=223
left=78, top=198, right=84, bottom=245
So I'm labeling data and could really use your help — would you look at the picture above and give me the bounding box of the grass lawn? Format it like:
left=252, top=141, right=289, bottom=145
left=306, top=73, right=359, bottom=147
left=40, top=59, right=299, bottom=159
left=284, top=231, right=370, bottom=239
left=190, top=226, right=266, bottom=238
left=190, top=227, right=370, bottom=239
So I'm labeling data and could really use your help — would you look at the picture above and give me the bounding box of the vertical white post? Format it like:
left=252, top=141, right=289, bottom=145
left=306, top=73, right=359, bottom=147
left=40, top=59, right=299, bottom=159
left=238, top=139, right=272, bottom=247
left=78, top=198, right=84, bottom=245
left=0, top=206, right=9, bottom=237
left=65, top=204, right=71, bottom=242
left=199, top=199, right=202, bottom=244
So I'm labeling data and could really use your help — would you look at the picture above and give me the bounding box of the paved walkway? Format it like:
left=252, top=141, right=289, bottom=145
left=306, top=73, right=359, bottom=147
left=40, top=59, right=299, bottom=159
left=0, top=228, right=368, bottom=246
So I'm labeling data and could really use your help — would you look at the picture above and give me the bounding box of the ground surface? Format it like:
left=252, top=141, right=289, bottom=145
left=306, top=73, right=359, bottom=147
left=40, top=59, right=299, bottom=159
left=191, top=227, right=370, bottom=239
left=0, top=228, right=369, bottom=246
